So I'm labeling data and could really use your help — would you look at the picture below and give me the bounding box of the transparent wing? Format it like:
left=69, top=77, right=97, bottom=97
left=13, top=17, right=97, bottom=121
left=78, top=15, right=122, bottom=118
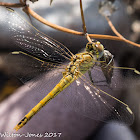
left=60, top=66, right=133, bottom=125
left=4, top=51, right=66, bottom=85
left=5, top=7, right=73, bottom=63
left=4, top=49, right=132, bottom=124
left=2, top=7, right=133, bottom=124
left=2, top=7, right=70, bottom=85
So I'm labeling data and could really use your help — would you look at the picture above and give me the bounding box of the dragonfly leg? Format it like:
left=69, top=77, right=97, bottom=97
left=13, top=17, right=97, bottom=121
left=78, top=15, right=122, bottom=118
left=88, top=69, right=109, bottom=87
left=88, top=70, right=94, bottom=83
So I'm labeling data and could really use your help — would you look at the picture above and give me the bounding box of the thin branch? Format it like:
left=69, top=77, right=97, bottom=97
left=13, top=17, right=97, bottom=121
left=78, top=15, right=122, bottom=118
left=24, top=6, right=84, bottom=35
left=0, top=2, right=25, bottom=8
left=25, top=6, right=140, bottom=46
left=89, top=34, right=123, bottom=41
left=1, top=2, right=140, bottom=47
left=80, top=0, right=87, bottom=34
left=123, top=38, right=140, bottom=48
left=24, top=6, right=124, bottom=41
left=89, top=33, right=140, bottom=47
left=105, top=16, right=125, bottom=39
left=86, top=34, right=92, bottom=43
left=105, top=16, right=140, bottom=48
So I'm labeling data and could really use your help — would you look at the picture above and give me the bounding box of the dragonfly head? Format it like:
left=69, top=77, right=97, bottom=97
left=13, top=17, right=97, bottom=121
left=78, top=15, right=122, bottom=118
left=86, top=41, right=104, bottom=59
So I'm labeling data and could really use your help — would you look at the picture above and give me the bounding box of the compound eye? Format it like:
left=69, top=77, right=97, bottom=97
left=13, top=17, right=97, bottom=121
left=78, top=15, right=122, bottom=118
left=94, top=41, right=101, bottom=49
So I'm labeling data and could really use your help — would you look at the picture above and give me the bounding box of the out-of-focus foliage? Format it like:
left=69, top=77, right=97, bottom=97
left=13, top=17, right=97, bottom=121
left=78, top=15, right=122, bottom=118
left=99, top=0, right=117, bottom=17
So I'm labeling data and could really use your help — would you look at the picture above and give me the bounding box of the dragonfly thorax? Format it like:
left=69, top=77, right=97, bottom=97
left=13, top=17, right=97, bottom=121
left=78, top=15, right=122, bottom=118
left=86, top=41, right=104, bottom=59
left=65, top=53, right=96, bottom=77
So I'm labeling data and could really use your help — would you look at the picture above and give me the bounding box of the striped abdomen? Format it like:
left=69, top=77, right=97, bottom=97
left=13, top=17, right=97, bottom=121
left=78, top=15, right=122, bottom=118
left=14, top=74, right=76, bottom=131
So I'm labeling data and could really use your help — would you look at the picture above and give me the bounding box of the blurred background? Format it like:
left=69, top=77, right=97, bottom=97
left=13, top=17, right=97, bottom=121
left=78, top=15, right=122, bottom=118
left=0, top=0, right=140, bottom=139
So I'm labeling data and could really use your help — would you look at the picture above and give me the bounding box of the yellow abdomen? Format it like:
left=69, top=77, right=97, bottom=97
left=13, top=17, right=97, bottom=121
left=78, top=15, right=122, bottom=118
left=14, top=74, right=76, bottom=131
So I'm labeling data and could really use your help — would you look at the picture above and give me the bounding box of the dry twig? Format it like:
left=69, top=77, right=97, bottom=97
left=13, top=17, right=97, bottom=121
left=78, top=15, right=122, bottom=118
left=0, top=1, right=140, bottom=48
left=105, top=16, right=140, bottom=48
left=80, top=0, right=87, bottom=34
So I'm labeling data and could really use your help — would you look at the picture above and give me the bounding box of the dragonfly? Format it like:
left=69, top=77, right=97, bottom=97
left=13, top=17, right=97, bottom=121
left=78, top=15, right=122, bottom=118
left=2, top=7, right=135, bottom=131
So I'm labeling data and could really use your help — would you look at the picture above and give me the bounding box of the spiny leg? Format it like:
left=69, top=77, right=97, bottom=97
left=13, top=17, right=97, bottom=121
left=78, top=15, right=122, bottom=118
left=88, top=69, right=109, bottom=87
